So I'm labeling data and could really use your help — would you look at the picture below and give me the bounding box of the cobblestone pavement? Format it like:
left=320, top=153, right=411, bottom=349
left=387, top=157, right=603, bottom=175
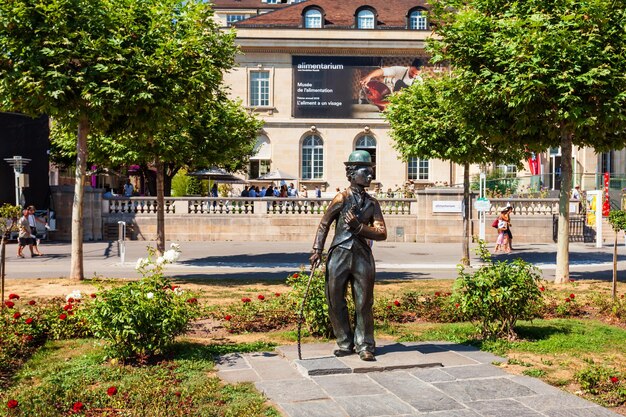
left=217, top=341, right=621, bottom=417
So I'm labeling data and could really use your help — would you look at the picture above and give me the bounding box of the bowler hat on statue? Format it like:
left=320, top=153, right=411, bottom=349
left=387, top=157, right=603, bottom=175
left=344, top=150, right=375, bottom=167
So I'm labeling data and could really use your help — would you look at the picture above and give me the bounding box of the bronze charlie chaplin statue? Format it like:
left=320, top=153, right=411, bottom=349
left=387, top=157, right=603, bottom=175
left=310, top=150, right=387, bottom=361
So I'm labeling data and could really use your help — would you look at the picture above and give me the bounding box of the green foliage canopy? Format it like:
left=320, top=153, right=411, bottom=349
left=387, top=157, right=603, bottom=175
left=386, top=74, right=524, bottom=165
left=428, top=0, right=626, bottom=151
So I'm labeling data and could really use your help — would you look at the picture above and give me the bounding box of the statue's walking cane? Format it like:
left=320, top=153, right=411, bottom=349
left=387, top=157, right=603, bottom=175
left=297, top=260, right=320, bottom=360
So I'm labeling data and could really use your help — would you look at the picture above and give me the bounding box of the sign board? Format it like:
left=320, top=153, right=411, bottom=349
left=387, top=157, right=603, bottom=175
left=475, top=198, right=491, bottom=212
left=292, top=56, right=443, bottom=119
left=433, top=200, right=462, bottom=213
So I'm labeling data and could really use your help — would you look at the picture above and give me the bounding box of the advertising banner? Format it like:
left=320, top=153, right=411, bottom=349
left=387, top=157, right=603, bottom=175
left=292, top=56, right=431, bottom=119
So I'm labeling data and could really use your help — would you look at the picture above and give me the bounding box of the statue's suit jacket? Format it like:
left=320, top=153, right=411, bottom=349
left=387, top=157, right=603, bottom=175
left=313, top=187, right=387, bottom=254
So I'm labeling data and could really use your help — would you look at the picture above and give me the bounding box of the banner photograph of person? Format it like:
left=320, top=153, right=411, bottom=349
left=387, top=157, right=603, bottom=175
left=292, top=56, right=446, bottom=119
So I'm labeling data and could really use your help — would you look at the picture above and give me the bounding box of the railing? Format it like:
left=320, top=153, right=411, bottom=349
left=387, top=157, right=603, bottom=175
left=486, top=198, right=578, bottom=216
left=107, top=197, right=177, bottom=214
left=104, top=197, right=415, bottom=216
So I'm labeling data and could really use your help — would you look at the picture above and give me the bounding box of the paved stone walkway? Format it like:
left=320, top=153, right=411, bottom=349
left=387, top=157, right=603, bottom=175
left=216, top=341, right=621, bottom=417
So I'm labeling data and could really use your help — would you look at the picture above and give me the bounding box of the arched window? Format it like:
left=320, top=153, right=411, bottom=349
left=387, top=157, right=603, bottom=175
left=408, top=9, right=428, bottom=30
left=355, top=135, right=377, bottom=179
left=249, top=136, right=271, bottom=179
left=304, top=8, right=323, bottom=28
left=356, top=9, right=375, bottom=29
left=301, top=135, right=324, bottom=179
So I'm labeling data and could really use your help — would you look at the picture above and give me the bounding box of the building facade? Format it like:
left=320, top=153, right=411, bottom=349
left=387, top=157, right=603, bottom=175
left=217, top=0, right=620, bottom=196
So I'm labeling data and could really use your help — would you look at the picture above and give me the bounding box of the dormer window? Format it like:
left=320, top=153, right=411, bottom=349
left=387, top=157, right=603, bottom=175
left=356, top=8, right=376, bottom=29
left=408, top=8, right=428, bottom=30
left=303, top=8, right=323, bottom=28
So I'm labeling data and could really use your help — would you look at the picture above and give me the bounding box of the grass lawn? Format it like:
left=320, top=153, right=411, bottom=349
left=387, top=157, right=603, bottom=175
left=1, top=339, right=279, bottom=416
left=3, top=277, right=626, bottom=415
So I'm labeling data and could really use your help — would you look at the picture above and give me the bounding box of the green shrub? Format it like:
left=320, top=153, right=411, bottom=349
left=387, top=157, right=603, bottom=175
left=216, top=292, right=296, bottom=334
left=576, top=365, right=626, bottom=407
left=87, top=245, right=200, bottom=361
left=287, top=268, right=333, bottom=338
left=591, top=292, right=626, bottom=322
left=0, top=294, right=91, bottom=379
left=453, top=242, right=544, bottom=339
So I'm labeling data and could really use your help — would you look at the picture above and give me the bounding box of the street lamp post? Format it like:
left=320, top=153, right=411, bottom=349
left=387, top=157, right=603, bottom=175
left=3, top=156, right=31, bottom=206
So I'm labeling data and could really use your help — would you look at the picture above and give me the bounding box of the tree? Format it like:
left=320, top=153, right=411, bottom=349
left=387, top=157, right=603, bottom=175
left=0, top=0, right=242, bottom=278
left=52, top=95, right=262, bottom=253
left=429, top=0, right=626, bottom=282
left=386, top=74, right=524, bottom=264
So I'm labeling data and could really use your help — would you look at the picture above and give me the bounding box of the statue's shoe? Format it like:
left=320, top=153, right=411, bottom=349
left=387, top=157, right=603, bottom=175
left=359, top=351, right=375, bottom=361
left=333, top=349, right=353, bottom=357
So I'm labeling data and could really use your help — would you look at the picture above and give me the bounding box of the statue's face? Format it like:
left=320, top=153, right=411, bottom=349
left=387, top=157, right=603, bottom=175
left=352, top=166, right=374, bottom=187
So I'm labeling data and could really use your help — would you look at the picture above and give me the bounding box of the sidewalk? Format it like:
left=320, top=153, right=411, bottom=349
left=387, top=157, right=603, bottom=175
left=217, top=341, right=621, bottom=417
left=3, top=240, right=625, bottom=281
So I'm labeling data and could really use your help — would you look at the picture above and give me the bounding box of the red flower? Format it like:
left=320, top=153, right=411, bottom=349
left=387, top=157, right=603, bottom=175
left=565, top=298, right=571, bottom=303
left=107, top=386, right=118, bottom=396
left=90, top=294, right=97, bottom=299
left=539, top=286, right=545, bottom=292
left=224, top=315, right=232, bottom=321
left=621, top=294, right=624, bottom=299
left=386, top=305, right=392, bottom=309
left=174, top=391, right=182, bottom=397
left=67, top=297, right=75, bottom=304
left=434, top=291, right=441, bottom=297
left=13, top=312, right=21, bottom=319
left=7, top=399, right=18, bottom=409
left=393, top=300, right=400, bottom=307
left=24, top=335, right=33, bottom=342
left=274, top=292, right=281, bottom=297
left=292, top=273, right=299, bottom=279
left=28, top=300, right=36, bottom=305
left=569, top=279, right=575, bottom=282
left=241, top=297, right=251, bottom=303
left=186, top=298, right=198, bottom=304
left=8, top=293, right=19, bottom=300
left=72, top=401, right=84, bottom=412
left=258, top=294, right=265, bottom=301
left=64, top=304, right=73, bottom=311
left=610, top=376, right=619, bottom=384
left=59, top=313, right=68, bottom=320
left=25, top=317, right=34, bottom=325
left=5, top=301, right=14, bottom=308
left=455, top=303, right=460, bottom=308
left=569, top=293, right=575, bottom=299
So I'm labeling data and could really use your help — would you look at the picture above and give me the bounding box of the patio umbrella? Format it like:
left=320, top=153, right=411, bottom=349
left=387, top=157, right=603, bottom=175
left=187, top=167, right=247, bottom=184
left=255, top=169, right=297, bottom=181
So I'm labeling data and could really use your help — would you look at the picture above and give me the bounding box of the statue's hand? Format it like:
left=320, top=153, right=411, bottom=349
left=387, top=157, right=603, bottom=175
left=310, top=250, right=322, bottom=269
left=345, top=209, right=361, bottom=230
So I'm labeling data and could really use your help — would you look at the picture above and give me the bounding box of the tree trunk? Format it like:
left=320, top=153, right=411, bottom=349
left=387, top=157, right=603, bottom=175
left=70, top=116, right=89, bottom=280
left=613, top=231, right=618, bottom=300
left=155, top=159, right=165, bottom=255
left=1, top=235, right=5, bottom=308
left=555, top=130, right=573, bottom=283
left=461, top=162, right=470, bottom=266
left=163, top=164, right=179, bottom=197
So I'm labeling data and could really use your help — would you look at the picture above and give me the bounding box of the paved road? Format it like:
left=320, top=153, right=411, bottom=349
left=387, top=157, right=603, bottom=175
left=3, top=240, right=625, bottom=282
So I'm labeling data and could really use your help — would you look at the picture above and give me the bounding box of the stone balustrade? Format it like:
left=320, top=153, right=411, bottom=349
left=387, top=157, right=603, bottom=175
left=486, top=198, right=575, bottom=216
left=104, top=197, right=415, bottom=216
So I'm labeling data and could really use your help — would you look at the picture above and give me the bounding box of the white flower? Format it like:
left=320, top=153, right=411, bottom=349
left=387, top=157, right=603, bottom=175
left=66, top=290, right=82, bottom=301
left=135, top=257, right=150, bottom=270
left=155, top=256, right=165, bottom=266
left=146, top=292, right=154, bottom=299
left=170, top=243, right=181, bottom=251
left=173, top=287, right=185, bottom=296
left=163, top=249, right=180, bottom=263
